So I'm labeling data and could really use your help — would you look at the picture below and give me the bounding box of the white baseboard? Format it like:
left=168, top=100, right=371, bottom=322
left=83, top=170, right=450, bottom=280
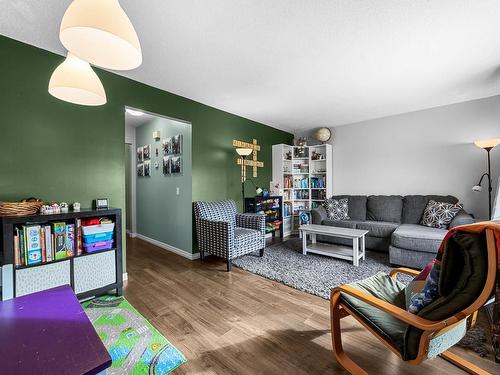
left=126, top=230, right=137, bottom=238
left=123, top=272, right=128, bottom=281
left=135, top=233, right=200, bottom=260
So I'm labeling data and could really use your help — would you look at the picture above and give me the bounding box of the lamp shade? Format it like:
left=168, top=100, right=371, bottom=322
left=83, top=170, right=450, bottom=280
left=236, top=148, right=253, bottom=156
left=60, top=0, right=142, bottom=70
left=474, top=138, right=500, bottom=150
left=48, top=53, right=107, bottom=106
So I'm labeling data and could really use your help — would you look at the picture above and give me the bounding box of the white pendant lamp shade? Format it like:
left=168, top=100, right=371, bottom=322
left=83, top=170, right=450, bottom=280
left=48, top=53, right=107, bottom=106
left=60, top=0, right=142, bottom=70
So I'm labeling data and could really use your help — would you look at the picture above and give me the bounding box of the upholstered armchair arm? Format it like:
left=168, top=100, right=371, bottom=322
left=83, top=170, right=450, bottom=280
left=195, top=218, right=234, bottom=256
left=311, top=206, right=327, bottom=224
left=236, top=213, right=265, bottom=234
left=332, top=284, right=457, bottom=331
left=449, top=210, right=475, bottom=229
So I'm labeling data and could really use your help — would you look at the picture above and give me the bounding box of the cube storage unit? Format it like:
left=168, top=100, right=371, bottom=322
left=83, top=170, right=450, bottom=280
left=244, top=196, right=284, bottom=238
left=272, top=144, right=333, bottom=235
left=0, top=208, right=123, bottom=300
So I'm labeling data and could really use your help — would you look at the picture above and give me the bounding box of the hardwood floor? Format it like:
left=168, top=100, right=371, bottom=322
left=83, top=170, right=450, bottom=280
left=124, top=236, right=498, bottom=374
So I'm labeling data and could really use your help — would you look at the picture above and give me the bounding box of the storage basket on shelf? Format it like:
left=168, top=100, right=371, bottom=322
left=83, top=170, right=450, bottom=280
left=81, top=221, right=115, bottom=253
left=0, top=199, right=43, bottom=216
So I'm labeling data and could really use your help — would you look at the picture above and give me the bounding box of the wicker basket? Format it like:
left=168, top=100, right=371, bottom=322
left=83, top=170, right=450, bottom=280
left=0, top=200, right=44, bottom=216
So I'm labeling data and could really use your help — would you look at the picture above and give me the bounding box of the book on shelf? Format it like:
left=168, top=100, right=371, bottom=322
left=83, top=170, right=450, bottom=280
left=44, top=225, right=53, bottom=262
left=53, top=222, right=66, bottom=261
left=25, top=225, right=43, bottom=265
left=13, top=221, right=76, bottom=267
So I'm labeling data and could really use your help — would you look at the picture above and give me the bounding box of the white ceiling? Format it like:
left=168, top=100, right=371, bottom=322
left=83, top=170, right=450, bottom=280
left=2, top=0, right=500, bottom=132
left=125, top=110, right=155, bottom=128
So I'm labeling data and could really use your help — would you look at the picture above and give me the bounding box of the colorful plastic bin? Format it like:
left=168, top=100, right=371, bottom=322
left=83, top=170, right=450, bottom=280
left=83, top=240, right=114, bottom=253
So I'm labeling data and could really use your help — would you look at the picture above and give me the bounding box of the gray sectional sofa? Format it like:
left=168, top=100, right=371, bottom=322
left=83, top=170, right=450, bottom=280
left=311, top=195, right=474, bottom=269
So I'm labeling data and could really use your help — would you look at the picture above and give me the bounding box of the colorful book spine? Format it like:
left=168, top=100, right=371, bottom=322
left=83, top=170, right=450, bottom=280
left=41, top=226, right=46, bottom=263
left=44, top=225, right=53, bottom=262
left=52, top=222, right=66, bottom=260
left=25, top=225, right=42, bottom=265
left=13, top=233, right=20, bottom=267
left=66, top=224, right=75, bottom=257
left=76, top=219, right=83, bottom=256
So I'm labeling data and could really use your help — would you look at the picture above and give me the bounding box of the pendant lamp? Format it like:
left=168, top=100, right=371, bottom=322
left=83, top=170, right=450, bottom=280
left=60, top=0, right=142, bottom=71
left=48, top=53, right=107, bottom=106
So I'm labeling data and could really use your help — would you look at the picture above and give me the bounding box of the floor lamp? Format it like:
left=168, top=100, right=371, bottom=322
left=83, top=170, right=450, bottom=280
left=236, top=148, right=262, bottom=209
left=236, top=148, right=253, bottom=209
left=472, top=138, right=500, bottom=219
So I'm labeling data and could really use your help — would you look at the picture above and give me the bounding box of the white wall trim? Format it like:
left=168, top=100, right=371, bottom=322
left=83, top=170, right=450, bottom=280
left=135, top=233, right=200, bottom=260
left=122, top=272, right=128, bottom=281
left=126, top=230, right=137, bottom=238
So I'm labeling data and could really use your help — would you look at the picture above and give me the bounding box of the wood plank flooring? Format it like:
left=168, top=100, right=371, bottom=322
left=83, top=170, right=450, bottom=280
left=124, top=236, right=498, bottom=374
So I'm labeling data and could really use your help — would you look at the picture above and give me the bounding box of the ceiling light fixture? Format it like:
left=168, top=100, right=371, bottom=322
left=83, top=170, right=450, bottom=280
left=48, top=53, right=106, bottom=106
left=126, top=108, right=144, bottom=116
left=60, top=0, right=142, bottom=71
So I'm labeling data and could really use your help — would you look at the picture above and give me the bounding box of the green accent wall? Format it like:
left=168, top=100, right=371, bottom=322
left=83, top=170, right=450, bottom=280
left=0, top=35, right=293, bottom=264
left=135, top=116, right=193, bottom=253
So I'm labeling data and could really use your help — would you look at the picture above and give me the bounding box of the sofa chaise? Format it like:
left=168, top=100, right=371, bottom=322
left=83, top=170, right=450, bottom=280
left=311, top=195, right=474, bottom=269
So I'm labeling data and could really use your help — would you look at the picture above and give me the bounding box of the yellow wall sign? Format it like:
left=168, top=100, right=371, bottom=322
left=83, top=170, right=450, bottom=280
left=232, top=139, right=264, bottom=178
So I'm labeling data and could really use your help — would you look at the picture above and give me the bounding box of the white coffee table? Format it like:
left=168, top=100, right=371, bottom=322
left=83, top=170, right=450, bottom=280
left=299, top=224, right=369, bottom=266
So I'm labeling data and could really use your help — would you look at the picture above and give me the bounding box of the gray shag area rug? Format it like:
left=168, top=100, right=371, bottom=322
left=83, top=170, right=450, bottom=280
left=233, top=238, right=490, bottom=356
left=233, top=237, right=404, bottom=299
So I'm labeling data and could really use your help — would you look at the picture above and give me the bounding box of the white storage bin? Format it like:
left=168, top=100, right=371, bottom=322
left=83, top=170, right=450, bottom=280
left=81, top=223, right=115, bottom=236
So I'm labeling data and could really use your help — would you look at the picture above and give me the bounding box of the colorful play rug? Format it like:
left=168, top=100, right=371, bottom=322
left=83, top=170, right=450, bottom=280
left=82, top=296, right=186, bottom=374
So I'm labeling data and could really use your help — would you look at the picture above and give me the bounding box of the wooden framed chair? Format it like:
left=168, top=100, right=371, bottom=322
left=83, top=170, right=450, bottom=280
left=330, top=228, right=497, bottom=375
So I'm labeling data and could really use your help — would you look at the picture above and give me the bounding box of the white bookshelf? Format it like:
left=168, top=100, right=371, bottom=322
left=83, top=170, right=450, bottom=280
left=272, top=144, right=333, bottom=235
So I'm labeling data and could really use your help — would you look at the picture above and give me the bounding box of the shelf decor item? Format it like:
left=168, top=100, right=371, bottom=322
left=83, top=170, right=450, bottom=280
left=0, top=198, right=44, bottom=216
left=472, top=138, right=500, bottom=219
left=94, top=198, right=109, bottom=210
left=314, top=127, right=332, bottom=144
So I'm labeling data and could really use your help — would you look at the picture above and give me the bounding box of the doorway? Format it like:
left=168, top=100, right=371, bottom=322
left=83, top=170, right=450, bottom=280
left=124, top=107, right=193, bottom=254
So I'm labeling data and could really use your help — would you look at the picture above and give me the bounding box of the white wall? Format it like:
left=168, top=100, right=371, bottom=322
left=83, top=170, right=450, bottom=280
left=298, top=95, right=500, bottom=220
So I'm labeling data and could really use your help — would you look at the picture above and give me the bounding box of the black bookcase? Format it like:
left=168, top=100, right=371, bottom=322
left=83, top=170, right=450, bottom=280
left=244, top=196, right=284, bottom=238
left=0, top=208, right=123, bottom=301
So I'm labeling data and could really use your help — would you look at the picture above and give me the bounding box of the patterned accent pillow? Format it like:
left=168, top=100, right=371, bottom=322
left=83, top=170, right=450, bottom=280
left=405, top=261, right=439, bottom=313
left=420, top=200, right=463, bottom=229
left=323, top=198, right=350, bottom=220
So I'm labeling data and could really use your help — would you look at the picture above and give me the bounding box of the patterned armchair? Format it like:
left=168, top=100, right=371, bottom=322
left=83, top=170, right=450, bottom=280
left=193, top=200, right=266, bottom=271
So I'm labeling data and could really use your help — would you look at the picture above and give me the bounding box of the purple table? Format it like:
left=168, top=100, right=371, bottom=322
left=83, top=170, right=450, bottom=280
left=0, top=285, right=111, bottom=375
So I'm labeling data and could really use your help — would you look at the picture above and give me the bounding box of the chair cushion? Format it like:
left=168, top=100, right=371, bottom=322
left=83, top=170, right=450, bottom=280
left=332, top=195, right=367, bottom=221
left=391, top=224, right=446, bottom=253
left=356, top=221, right=399, bottom=238
left=234, top=228, right=261, bottom=249
left=367, top=195, right=403, bottom=223
left=404, top=232, right=488, bottom=360
left=341, top=272, right=408, bottom=355
left=402, top=195, right=458, bottom=224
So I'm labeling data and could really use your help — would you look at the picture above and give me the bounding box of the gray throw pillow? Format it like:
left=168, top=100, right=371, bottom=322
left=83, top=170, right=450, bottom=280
left=323, top=198, right=350, bottom=220
left=420, top=200, right=463, bottom=229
